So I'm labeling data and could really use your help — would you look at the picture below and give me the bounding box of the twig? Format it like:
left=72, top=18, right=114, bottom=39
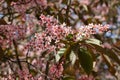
left=13, top=40, right=22, bottom=70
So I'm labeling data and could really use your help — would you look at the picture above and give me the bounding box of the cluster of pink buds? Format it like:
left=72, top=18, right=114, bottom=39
left=75, top=23, right=109, bottom=40
left=49, top=62, right=64, bottom=78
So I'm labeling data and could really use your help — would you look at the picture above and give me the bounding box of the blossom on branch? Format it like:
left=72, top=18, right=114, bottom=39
left=25, top=14, right=109, bottom=54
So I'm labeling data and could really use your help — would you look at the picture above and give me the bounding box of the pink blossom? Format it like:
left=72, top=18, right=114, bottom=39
left=76, top=23, right=109, bottom=39
left=17, top=69, right=34, bottom=80
left=0, top=25, right=26, bottom=48
left=36, top=0, right=47, bottom=9
left=79, top=0, right=90, bottom=5
left=38, top=76, right=43, bottom=80
left=102, top=42, right=112, bottom=49
left=25, top=15, right=108, bottom=55
left=25, top=14, right=72, bottom=53
left=92, top=3, right=109, bottom=15
left=49, top=62, right=64, bottom=78
left=11, top=0, right=47, bottom=13
left=79, top=75, right=95, bottom=80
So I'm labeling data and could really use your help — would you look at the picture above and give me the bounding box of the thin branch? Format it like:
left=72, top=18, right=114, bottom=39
left=13, top=40, right=22, bottom=70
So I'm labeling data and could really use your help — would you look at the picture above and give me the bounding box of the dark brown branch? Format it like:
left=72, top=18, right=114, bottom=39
left=13, top=40, right=22, bottom=70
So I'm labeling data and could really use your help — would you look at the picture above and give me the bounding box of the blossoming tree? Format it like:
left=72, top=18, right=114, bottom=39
left=0, top=0, right=120, bottom=80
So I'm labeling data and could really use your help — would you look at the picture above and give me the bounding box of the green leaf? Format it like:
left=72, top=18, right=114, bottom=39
left=91, top=44, right=120, bottom=65
left=89, top=44, right=117, bottom=75
left=78, top=48, right=93, bottom=75
left=63, top=76, right=75, bottom=80
left=106, top=49, right=120, bottom=65
left=70, top=51, right=76, bottom=65
left=62, top=0, right=68, bottom=4
left=66, top=34, right=73, bottom=40
left=16, top=77, right=19, bottom=80
left=55, top=48, right=66, bottom=62
left=30, top=69, right=38, bottom=76
left=86, top=38, right=101, bottom=46
left=59, top=45, right=72, bottom=63
left=101, top=54, right=116, bottom=75
left=83, top=5, right=88, bottom=11
left=63, top=46, right=72, bottom=61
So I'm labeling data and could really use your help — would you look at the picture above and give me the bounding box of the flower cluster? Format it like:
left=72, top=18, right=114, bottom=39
left=25, top=14, right=72, bottom=53
left=17, top=70, right=33, bottom=80
left=0, top=0, right=118, bottom=80
left=49, top=62, right=64, bottom=78
left=76, top=23, right=109, bottom=40
left=11, top=0, right=47, bottom=13
left=0, top=25, right=26, bottom=48
left=25, top=14, right=109, bottom=54
left=0, top=7, right=109, bottom=79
